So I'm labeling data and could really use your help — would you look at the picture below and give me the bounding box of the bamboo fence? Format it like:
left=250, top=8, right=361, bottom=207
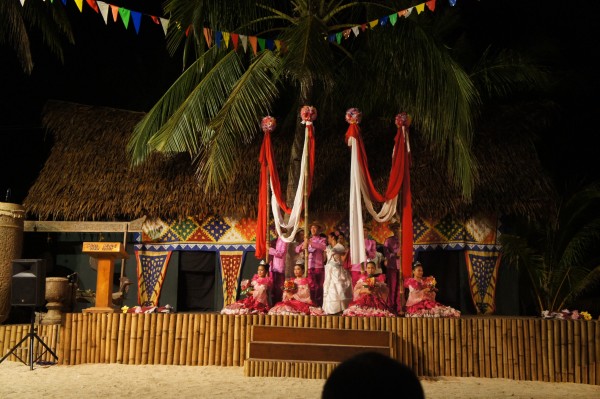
left=0, top=314, right=597, bottom=384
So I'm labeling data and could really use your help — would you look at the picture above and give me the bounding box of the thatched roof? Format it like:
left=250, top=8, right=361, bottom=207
left=23, top=100, right=555, bottom=222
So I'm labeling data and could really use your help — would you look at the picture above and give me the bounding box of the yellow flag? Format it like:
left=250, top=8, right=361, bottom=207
left=415, top=3, right=425, bottom=14
left=74, top=0, right=83, bottom=12
left=369, top=19, right=378, bottom=29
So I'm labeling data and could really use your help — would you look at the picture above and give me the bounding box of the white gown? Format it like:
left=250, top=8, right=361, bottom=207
left=322, top=246, right=353, bottom=315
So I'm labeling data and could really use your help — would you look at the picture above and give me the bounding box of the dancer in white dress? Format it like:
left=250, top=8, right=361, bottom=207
left=322, top=234, right=353, bottom=315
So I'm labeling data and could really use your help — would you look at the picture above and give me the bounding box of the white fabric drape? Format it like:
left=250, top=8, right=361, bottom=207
left=347, top=135, right=401, bottom=264
left=270, top=123, right=310, bottom=243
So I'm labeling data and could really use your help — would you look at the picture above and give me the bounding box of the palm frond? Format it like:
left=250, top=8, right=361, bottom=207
left=0, top=0, right=33, bottom=74
left=127, top=47, right=233, bottom=164
left=22, top=0, right=74, bottom=65
left=199, top=50, right=282, bottom=189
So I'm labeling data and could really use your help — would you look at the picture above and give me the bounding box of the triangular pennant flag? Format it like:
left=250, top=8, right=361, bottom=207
left=266, top=39, right=275, bottom=50
left=380, top=15, right=389, bottom=26
left=249, top=36, right=258, bottom=55
left=203, top=27, right=212, bottom=47
left=74, top=0, right=83, bottom=12
left=415, top=4, right=425, bottom=14
left=342, top=29, right=351, bottom=39
left=335, top=32, right=342, bottom=44
left=328, top=34, right=335, bottom=42
left=118, top=7, right=131, bottom=29
left=85, top=0, right=99, bottom=13
left=389, top=13, right=398, bottom=26
left=185, top=25, right=192, bottom=37
left=360, top=23, right=367, bottom=31
left=20, top=0, right=25, bottom=6
left=240, top=35, right=248, bottom=52
left=352, top=26, right=360, bottom=36
left=426, top=0, right=437, bottom=11
left=449, top=0, right=457, bottom=6
left=131, top=11, right=141, bottom=34
left=274, top=40, right=281, bottom=51
left=110, top=5, right=119, bottom=22
left=222, top=32, right=230, bottom=48
left=257, top=38, right=265, bottom=51
left=98, top=1, right=109, bottom=24
left=215, top=31, right=223, bottom=48
left=151, top=16, right=160, bottom=24
left=404, top=8, right=413, bottom=17
left=61, top=0, right=67, bottom=5
left=231, top=33, right=239, bottom=51
left=369, top=19, right=378, bottom=28
left=160, top=18, right=169, bottom=35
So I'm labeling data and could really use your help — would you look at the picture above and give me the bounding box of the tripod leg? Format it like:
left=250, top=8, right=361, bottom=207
left=32, top=334, right=58, bottom=363
left=0, top=334, right=30, bottom=365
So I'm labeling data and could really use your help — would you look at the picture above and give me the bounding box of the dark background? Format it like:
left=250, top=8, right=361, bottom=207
left=1, top=0, right=598, bottom=204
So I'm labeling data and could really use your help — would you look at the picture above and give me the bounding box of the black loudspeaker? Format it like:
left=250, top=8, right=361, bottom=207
left=11, top=259, right=46, bottom=307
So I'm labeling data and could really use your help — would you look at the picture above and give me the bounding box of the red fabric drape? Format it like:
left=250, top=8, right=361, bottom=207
left=344, top=124, right=405, bottom=202
left=345, top=123, right=413, bottom=276
left=255, top=127, right=316, bottom=259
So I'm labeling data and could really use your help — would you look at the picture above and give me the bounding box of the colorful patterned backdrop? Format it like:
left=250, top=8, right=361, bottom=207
left=135, top=250, right=172, bottom=306
left=219, top=251, right=245, bottom=305
left=137, top=213, right=500, bottom=251
left=465, top=250, right=502, bottom=314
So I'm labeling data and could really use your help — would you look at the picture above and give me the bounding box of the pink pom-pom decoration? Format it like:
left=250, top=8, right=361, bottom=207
left=345, top=108, right=362, bottom=124
left=261, top=116, right=277, bottom=133
left=395, top=112, right=413, bottom=128
left=300, top=106, right=318, bottom=122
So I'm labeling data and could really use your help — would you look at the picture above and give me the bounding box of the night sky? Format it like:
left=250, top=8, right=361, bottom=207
left=1, top=0, right=598, bottom=205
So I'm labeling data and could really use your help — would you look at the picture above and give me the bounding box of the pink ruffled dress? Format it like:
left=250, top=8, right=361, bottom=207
left=342, top=274, right=396, bottom=317
left=404, top=277, right=460, bottom=318
left=221, top=274, right=271, bottom=315
left=268, top=277, right=325, bottom=316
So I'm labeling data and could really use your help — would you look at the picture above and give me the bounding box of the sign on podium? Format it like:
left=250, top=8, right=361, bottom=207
left=82, top=242, right=128, bottom=313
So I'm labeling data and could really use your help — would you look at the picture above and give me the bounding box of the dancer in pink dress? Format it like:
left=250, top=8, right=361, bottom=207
left=221, top=262, right=271, bottom=315
left=268, top=263, right=325, bottom=316
left=404, top=261, right=460, bottom=318
left=342, top=262, right=396, bottom=317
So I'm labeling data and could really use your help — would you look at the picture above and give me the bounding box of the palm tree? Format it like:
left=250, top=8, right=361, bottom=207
left=0, top=0, right=74, bottom=75
left=127, top=0, right=548, bottom=203
left=499, top=183, right=600, bottom=314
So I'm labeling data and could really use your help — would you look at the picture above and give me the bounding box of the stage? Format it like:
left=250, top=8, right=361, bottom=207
left=0, top=313, right=597, bottom=385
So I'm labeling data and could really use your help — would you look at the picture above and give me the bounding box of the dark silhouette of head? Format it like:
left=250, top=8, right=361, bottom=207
left=322, top=352, right=424, bottom=399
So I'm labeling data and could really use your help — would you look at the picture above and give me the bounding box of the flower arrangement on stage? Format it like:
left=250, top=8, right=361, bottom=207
left=282, top=279, right=298, bottom=293
left=261, top=116, right=276, bottom=133
left=345, top=108, right=362, bottom=124
left=363, top=276, right=377, bottom=289
left=300, top=105, right=317, bottom=123
left=542, top=309, right=592, bottom=320
left=423, top=276, right=438, bottom=292
left=240, top=279, right=253, bottom=297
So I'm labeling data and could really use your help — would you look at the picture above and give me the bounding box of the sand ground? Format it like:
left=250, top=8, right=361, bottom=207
left=0, top=361, right=598, bottom=398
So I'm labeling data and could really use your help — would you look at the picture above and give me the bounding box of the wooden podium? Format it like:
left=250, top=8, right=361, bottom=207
left=82, top=242, right=128, bottom=313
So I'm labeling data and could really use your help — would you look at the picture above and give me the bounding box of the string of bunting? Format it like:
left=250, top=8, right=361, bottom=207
left=21, top=0, right=458, bottom=52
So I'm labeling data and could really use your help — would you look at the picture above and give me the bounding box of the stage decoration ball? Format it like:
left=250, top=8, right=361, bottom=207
left=261, top=116, right=277, bottom=133
left=395, top=112, right=413, bottom=128
left=300, top=106, right=318, bottom=122
left=345, top=108, right=362, bottom=124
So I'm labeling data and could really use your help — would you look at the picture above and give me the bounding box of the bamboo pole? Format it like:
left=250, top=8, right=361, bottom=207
left=116, top=313, right=126, bottom=364
left=191, top=314, right=200, bottom=366
left=74, top=313, right=83, bottom=364
left=109, top=313, right=119, bottom=363
left=166, top=313, right=176, bottom=365
left=574, top=320, right=581, bottom=383
left=127, top=314, right=137, bottom=365
left=71, top=313, right=79, bottom=364
left=173, top=313, right=183, bottom=365
left=57, top=314, right=68, bottom=365
left=134, top=314, right=144, bottom=365
left=581, top=320, right=588, bottom=384
left=588, top=321, right=595, bottom=385
left=517, top=318, right=525, bottom=380
left=142, top=313, right=151, bottom=365
left=560, top=319, right=567, bottom=382
left=160, top=314, right=170, bottom=365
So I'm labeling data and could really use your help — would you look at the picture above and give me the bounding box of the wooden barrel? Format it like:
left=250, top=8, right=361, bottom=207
left=0, top=202, right=25, bottom=323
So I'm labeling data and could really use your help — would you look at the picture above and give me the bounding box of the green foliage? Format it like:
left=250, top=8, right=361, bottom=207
left=0, top=0, right=73, bottom=74
left=128, top=0, right=550, bottom=199
left=500, top=183, right=600, bottom=313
